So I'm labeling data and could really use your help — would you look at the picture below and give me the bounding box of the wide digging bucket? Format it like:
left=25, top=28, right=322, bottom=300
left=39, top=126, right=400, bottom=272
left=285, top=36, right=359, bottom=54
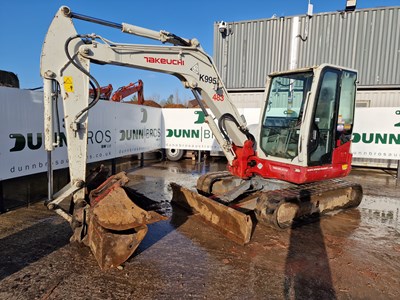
left=170, top=183, right=253, bottom=245
left=87, top=172, right=167, bottom=270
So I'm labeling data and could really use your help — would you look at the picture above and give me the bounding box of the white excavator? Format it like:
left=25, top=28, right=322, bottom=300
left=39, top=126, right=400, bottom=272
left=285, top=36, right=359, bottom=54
left=41, top=6, right=362, bottom=269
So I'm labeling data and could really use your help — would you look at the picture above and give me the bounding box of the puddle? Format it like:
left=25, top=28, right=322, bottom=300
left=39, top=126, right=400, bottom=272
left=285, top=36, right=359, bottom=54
left=148, top=159, right=226, bottom=175
left=358, top=195, right=400, bottom=229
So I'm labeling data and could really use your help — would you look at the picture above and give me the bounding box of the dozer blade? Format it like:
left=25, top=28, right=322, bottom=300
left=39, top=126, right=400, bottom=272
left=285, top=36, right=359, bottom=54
left=86, top=172, right=167, bottom=270
left=170, top=183, right=253, bottom=245
left=170, top=178, right=362, bottom=246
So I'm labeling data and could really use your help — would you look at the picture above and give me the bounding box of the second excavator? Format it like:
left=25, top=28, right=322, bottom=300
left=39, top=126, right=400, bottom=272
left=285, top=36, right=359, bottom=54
left=40, top=6, right=362, bottom=269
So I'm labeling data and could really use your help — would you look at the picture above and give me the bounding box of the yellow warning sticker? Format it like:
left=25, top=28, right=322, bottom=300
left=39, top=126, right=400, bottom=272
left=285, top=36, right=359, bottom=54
left=342, top=164, right=348, bottom=170
left=64, top=76, right=74, bottom=92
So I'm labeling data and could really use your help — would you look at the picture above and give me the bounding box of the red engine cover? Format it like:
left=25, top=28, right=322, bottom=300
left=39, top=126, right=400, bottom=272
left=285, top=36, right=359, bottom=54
left=229, top=141, right=352, bottom=184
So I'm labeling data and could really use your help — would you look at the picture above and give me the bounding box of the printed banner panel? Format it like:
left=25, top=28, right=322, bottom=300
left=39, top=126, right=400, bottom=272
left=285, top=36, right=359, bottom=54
left=114, top=103, right=162, bottom=156
left=163, top=108, right=221, bottom=151
left=352, top=107, right=400, bottom=159
left=0, top=88, right=54, bottom=179
left=1, top=87, right=399, bottom=180
left=0, top=88, right=162, bottom=180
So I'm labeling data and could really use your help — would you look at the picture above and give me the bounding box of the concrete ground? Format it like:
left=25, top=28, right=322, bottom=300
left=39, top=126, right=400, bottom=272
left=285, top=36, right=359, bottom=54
left=0, top=158, right=399, bottom=299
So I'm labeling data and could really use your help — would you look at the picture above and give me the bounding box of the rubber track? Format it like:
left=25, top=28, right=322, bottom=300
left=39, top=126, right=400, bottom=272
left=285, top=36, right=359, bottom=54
left=255, top=179, right=363, bottom=228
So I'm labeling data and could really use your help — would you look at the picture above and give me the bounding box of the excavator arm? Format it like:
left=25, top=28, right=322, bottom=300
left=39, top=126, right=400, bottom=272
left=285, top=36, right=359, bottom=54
left=40, top=6, right=255, bottom=269
left=89, top=84, right=113, bottom=100
left=41, top=6, right=251, bottom=167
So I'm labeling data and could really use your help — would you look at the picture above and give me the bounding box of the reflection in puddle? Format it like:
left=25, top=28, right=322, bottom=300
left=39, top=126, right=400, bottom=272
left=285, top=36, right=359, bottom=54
left=351, top=195, right=400, bottom=248
left=358, top=196, right=400, bottom=229
left=150, top=159, right=226, bottom=176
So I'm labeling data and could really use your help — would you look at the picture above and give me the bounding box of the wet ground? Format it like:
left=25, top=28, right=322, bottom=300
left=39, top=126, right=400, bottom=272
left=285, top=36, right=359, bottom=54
left=0, top=158, right=399, bottom=299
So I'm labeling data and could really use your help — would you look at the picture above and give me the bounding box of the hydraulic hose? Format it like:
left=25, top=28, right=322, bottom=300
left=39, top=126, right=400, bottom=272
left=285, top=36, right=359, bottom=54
left=54, top=80, right=61, bottom=146
left=218, top=113, right=256, bottom=146
left=64, top=34, right=101, bottom=124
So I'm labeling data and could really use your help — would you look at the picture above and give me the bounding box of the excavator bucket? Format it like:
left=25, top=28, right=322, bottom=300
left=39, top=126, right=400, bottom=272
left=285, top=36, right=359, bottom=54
left=87, top=215, right=148, bottom=270
left=170, top=183, right=254, bottom=245
left=86, top=172, right=167, bottom=270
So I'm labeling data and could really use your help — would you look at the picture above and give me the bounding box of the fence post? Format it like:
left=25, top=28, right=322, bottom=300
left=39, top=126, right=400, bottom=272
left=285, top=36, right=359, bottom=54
left=140, top=153, right=144, bottom=168
left=0, top=181, right=5, bottom=213
left=111, top=158, right=116, bottom=175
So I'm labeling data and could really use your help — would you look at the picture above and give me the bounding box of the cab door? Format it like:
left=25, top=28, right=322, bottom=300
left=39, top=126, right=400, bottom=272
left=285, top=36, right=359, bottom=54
left=308, top=67, right=357, bottom=167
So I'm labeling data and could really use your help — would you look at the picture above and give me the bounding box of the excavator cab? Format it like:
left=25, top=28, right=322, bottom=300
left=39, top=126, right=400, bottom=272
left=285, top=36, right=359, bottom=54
left=177, top=65, right=361, bottom=239
left=256, top=65, right=357, bottom=184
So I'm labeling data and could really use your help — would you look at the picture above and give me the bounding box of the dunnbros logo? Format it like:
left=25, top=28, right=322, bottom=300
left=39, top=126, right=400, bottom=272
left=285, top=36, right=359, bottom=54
left=119, top=108, right=161, bottom=141
left=9, top=130, right=112, bottom=152
left=119, top=128, right=161, bottom=141
left=166, top=128, right=213, bottom=140
left=353, top=109, right=400, bottom=145
left=352, top=133, right=400, bottom=145
left=166, top=110, right=213, bottom=141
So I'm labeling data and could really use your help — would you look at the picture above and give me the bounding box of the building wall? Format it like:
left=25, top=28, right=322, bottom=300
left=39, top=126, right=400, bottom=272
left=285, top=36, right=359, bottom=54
left=214, top=6, right=400, bottom=169
left=228, top=90, right=400, bottom=108
left=214, top=6, right=400, bottom=90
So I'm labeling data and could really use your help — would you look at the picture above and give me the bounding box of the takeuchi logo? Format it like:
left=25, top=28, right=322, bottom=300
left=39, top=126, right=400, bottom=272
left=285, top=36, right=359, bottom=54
left=144, top=57, right=184, bottom=66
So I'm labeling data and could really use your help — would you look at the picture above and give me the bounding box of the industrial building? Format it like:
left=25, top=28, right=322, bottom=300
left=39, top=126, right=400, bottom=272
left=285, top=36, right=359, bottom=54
left=213, top=5, right=400, bottom=168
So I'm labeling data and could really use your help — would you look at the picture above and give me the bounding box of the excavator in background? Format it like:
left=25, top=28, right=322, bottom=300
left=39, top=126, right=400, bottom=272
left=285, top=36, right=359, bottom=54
left=88, top=80, right=144, bottom=102
left=40, top=6, right=362, bottom=269
left=89, top=83, right=113, bottom=100
left=111, top=80, right=144, bottom=103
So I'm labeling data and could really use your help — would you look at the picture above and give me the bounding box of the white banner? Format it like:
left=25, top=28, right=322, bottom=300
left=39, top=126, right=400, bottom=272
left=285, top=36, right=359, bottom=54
left=1, top=87, right=399, bottom=180
left=163, top=108, right=220, bottom=151
left=115, top=103, right=162, bottom=156
left=162, top=108, right=261, bottom=152
left=352, top=107, right=400, bottom=159
left=0, top=88, right=162, bottom=180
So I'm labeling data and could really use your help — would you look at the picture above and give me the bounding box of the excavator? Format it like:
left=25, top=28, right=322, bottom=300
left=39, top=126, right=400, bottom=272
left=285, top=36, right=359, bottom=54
left=89, top=83, right=113, bottom=100
left=111, top=80, right=144, bottom=103
left=40, top=6, right=362, bottom=269
left=88, top=80, right=143, bottom=102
